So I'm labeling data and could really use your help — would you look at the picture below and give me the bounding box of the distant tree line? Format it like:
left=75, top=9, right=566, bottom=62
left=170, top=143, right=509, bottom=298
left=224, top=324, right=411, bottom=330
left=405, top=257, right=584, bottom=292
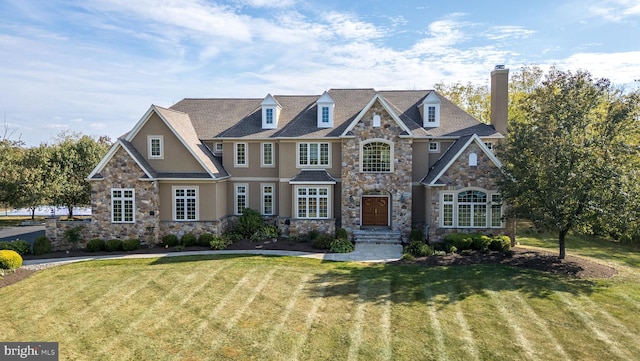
left=0, top=132, right=111, bottom=219
left=437, top=66, right=640, bottom=257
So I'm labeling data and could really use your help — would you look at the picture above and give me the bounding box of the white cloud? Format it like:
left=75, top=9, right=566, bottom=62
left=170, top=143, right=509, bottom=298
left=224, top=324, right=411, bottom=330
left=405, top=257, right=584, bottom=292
left=239, top=0, right=296, bottom=8
left=485, top=26, right=536, bottom=41
left=586, top=0, right=640, bottom=21
left=554, top=51, right=640, bottom=83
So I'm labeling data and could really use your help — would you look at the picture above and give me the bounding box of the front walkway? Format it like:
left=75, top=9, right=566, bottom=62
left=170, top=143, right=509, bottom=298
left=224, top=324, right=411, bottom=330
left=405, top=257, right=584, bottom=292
left=22, top=243, right=403, bottom=269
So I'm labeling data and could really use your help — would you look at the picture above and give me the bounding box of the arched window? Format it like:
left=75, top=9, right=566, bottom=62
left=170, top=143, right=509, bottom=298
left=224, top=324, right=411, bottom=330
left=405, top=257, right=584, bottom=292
left=469, top=152, right=478, bottom=166
left=441, top=189, right=501, bottom=228
left=362, top=141, right=391, bottom=172
left=457, top=190, right=487, bottom=227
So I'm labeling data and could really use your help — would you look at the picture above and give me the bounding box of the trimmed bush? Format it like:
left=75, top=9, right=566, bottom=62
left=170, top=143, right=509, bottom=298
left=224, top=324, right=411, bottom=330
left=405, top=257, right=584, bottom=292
left=210, top=236, right=231, bottom=250
left=32, top=236, right=52, bottom=256
left=197, top=233, right=215, bottom=247
left=330, top=238, right=354, bottom=253
left=308, top=230, right=320, bottom=241
left=181, top=233, right=197, bottom=247
left=236, top=208, right=264, bottom=238
left=444, top=233, right=473, bottom=252
left=250, top=225, right=279, bottom=242
left=471, top=235, right=492, bottom=251
left=86, top=239, right=106, bottom=252
left=404, top=240, right=434, bottom=257
left=222, top=230, right=243, bottom=243
left=312, top=234, right=333, bottom=249
left=123, top=239, right=141, bottom=251
left=335, top=228, right=348, bottom=241
left=64, top=226, right=83, bottom=248
left=0, top=239, right=31, bottom=256
left=105, top=239, right=123, bottom=252
left=489, top=236, right=511, bottom=252
left=162, top=234, right=179, bottom=247
left=0, top=250, right=23, bottom=270
left=409, top=229, right=424, bottom=243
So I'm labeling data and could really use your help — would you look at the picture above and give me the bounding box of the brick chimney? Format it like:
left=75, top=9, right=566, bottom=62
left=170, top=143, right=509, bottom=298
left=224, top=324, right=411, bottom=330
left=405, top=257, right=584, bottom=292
left=490, top=65, right=509, bottom=136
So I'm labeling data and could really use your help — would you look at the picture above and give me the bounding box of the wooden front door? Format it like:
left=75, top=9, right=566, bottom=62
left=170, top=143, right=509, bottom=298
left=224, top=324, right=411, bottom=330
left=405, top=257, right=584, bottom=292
left=361, top=196, right=389, bottom=226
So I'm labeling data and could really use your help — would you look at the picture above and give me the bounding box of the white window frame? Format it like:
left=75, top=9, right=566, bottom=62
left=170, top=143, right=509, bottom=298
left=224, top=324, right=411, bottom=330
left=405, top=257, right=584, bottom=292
left=295, top=186, right=330, bottom=219
left=484, top=142, right=494, bottom=151
left=265, top=108, right=274, bottom=125
left=261, top=142, right=274, bottom=167
left=429, top=141, right=440, bottom=153
left=359, top=139, right=394, bottom=173
left=234, top=142, right=248, bottom=167
left=440, top=189, right=503, bottom=229
left=235, top=184, right=248, bottom=215
left=441, top=192, right=454, bottom=228
left=297, top=142, right=330, bottom=167
left=261, top=184, right=275, bottom=215
left=215, top=142, right=223, bottom=152
left=491, top=194, right=503, bottom=228
left=321, top=106, right=330, bottom=124
left=469, top=152, right=478, bottom=167
left=111, top=188, right=135, bottom=223
left=173, top=186, right=198, bottom=221
left=148, top=135, right=163, bottom=159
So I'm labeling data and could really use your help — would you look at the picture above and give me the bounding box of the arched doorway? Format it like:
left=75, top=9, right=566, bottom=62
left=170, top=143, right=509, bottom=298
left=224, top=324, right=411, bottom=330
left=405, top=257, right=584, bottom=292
left=361, top=190, right=390, bottom=227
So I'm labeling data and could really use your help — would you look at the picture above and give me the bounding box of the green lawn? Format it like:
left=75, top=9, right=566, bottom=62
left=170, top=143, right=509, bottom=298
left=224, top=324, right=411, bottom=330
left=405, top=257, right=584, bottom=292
left=2, top=238, right=640, bottom=360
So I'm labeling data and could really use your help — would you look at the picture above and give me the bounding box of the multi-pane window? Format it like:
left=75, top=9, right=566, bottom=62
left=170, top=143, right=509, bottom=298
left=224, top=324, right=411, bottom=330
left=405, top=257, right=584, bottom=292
left=298, top=143, right=329, bottom=166
left=148, top=136, right=162, bottom=158
left=296, top=187, right=329, bottom=218
left=174, top=187, right=197, bottom=221
left=362, top=142, right=391, bottom=172
left=262, top=143, right=273, bottom=166
left=427, top=106, right=436, bottom=123
left=235, top=143, right=247, bottom=167
left=442, top=193, right=454, bottom=227
left=266, top=108, right=274, bottom=124
left=458, top=190, right=486, bottom=227
left=262, top=185, right=274, bottom=215
left=429, top=142, right=439, bottom=152
left=112, top=188, right=134, bottom=223
left=321, top=106, right=329, bottom=123
left=235, top=185, right=247, bottom=215
left=491, top=194, right=502, bottom=227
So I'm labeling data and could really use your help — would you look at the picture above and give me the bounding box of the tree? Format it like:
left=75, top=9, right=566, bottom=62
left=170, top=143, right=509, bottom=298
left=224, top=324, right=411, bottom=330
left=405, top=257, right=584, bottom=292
left=49, top=133, right=111, bottom=219
left=496, top=68, right=640, bottom=259
left=434, top=81, right=491, bottom=123
left=12, top=145, right=54, bottom=219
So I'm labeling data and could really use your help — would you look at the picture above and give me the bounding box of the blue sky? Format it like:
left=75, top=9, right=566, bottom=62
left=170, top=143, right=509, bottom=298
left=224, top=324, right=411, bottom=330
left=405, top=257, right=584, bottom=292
left=1, top=0, right=638, bottom=146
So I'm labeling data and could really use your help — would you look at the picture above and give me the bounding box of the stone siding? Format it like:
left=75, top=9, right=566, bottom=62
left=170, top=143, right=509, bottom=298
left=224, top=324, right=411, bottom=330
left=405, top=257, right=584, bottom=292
left=288, top=218, right=336, bottom=237
left=341, top=100, right=412, bottom=239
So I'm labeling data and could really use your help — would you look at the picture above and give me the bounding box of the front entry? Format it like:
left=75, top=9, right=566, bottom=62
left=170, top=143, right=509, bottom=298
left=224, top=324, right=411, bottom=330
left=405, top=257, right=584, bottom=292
left=361, top=196, right=389, bottom=227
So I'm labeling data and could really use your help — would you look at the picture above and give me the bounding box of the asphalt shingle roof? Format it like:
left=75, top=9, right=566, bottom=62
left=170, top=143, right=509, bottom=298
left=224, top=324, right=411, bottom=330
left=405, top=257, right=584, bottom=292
left=421, top=134, right=474, bottom=185
left=289, top=169, right=337, bottom=183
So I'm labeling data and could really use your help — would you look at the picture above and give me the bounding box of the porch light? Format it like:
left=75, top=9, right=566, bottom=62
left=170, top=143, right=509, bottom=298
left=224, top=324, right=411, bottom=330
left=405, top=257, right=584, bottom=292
left=349, top=195, right=355, bottom=203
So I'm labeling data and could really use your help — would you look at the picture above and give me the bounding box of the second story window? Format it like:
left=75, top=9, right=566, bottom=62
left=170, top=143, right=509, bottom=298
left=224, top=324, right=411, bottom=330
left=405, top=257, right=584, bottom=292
left=321, top=106, right=329, bottom=123
left=265, top=108, right=274, bottom=124
left=427, top=106, right=436, bottom=123
left=148, top=136, right=163, bottom=159
left=262, top=142, right=274, bottom=167
left=361, top=141, right=392, bottom=172
left=298, top=143, right=329, bottom=166
left=235, top=142, right=247, bottom=167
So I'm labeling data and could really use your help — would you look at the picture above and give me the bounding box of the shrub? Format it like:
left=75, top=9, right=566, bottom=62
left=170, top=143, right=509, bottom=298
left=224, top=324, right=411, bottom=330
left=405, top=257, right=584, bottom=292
left=105, top=239, right=123, bottom=252
left=64, top=226, right=83, bottom=249
left=32, top=236, right=52, bottom=256
left=235, top=208, right=264, bottom=238
left=0, top=250, right=23, bottom=270
left=222, top=230, right=243, bottom=243
left=308, top=230, right=320, bottom=241
left=123, top=239, right=141, bottom=251
left=444, top=233, right=473, bottom=251
left=409, top=229, right=424, bottom=243
left=86, top=239, right=106, bottom=252
left=401, top=253, right=415, bottom=261
left=460, top=249, right=474, bottom=256
left=471, top=235, right=492, bottom=251
left=489, top=236, right=511, bottom=252
left=335, top=228, right=348, bottom=241
left=197, top=233, right=215, bottom=247
left=250, top=225, right=279, bottom=242
left=312, top=233, right=334, bottom=249
left=447, top=245, right=458, bottom=254
left=181, top=233, right=197, bottom=247
left=330, top=238, right=354, bottom=253
left=0, top=239, right=31, bottom=256
left=433, top=250, right=446, bottom=256
left=404, top=240, right=433, bottom=257
left=162, top=234, right=179, bottom=247
left=210, top=236, right=231, bottom=250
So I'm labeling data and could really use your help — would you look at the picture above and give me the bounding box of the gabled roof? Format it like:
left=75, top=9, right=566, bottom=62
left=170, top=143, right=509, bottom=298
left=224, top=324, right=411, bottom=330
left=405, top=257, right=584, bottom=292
left=87, top=139, right=156, bottom=180
left=340, top=93, right=413, bottom=136
left=421, top=134, right=502, bottom=186
left=289, top=169, right=337, bottom=184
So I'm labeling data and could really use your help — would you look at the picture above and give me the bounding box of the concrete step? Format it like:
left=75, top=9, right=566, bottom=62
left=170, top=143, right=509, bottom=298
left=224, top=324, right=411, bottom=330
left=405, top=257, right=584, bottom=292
left=353, top=229, right=402, bottom=245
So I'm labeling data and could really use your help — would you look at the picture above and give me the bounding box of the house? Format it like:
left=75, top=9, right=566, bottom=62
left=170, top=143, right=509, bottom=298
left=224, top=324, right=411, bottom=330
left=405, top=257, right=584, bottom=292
left=46, top=66, right=512, bottom=247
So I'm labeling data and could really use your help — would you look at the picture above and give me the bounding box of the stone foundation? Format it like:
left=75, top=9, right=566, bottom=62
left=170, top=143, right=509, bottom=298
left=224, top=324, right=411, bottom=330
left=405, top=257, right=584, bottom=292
left=288, top=218, right=336, bottom=237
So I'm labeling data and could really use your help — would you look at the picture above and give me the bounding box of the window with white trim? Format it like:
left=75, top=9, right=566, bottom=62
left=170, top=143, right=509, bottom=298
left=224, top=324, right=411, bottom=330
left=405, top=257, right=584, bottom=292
left=112, top=188, right=135, bottom=223
left=321, top=106, right=329, bottom=124
left=484, top=142, right=494, bottom=151
left=265, top=108, right=274, bottom=125
left=296, top=187, right=329, bottom=218
left=215, top=142, right=223, bottom=152
left=469, top=152, right=478, bottom=166
left=235, top=142, right=247, bottom=167
left=362, top=141, right=391, bottom=172
left=441, top=189, right=502, bottom=228
left=429, top=142, right=440, bottom=153
left=427, top=106, right=437, bottom=123
left=262, top=142, right=274, bottom=167
left=148, top=136, right=163, bottom=159
left=262, top=184, right=274, bottom=215
left=298, top=143, right=329, bottom=166
left=235, top=184, right=247, bottom=215
left=174, top=187, right=198, bottom=221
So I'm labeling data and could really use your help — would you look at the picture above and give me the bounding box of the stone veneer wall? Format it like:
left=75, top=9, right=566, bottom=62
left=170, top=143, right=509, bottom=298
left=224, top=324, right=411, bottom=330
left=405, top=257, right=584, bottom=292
left=288, top=219, right=336, bottom=238
left=159, top=217, right=231, bottom=239
left=341, top=101, right=412, bottom=239
left=428, top=142, right=514, bottom=242
left=45, top=218, right=94, bottom=251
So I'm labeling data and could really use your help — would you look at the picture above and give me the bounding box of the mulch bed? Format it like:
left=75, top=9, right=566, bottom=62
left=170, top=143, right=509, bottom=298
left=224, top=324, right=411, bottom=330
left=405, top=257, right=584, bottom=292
left=1, top=242, right=617, bottom=289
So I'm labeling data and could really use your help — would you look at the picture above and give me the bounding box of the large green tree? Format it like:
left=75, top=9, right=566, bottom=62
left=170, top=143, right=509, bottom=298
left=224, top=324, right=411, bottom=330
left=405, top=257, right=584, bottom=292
left=497, top=68, right=640, bottom=258
left=49, top=133, right=111, bottom=219
left=13, top=145, right=55, bottom=219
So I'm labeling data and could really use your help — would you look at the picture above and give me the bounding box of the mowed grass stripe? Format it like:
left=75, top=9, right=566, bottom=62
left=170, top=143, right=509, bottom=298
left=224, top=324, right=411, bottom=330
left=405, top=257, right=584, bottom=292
left=380, top=279, right=392, bottom=361
left=267, top=273, right=312, bottom=346
left=447, top=286, right=480, bottom=361
left=424, top=286, right=447, bottom=361
left=346, top=278, right=370, bottom=361
left=555, top=291, right=630, bottom=360
left=290, top=276, right=329, bottom=361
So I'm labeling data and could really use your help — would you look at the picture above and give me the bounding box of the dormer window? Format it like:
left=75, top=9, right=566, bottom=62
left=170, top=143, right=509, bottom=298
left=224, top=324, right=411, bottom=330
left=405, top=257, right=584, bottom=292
left=261, top=94, right=281, bottom=129
left=316, top=91, right=334, bottom=128
left=420, top=92, right=441, bottom=127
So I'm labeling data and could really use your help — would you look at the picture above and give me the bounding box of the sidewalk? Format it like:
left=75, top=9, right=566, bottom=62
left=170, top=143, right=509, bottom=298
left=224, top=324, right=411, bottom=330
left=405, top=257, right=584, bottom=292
left=22, top=243, right=403, bottom=269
